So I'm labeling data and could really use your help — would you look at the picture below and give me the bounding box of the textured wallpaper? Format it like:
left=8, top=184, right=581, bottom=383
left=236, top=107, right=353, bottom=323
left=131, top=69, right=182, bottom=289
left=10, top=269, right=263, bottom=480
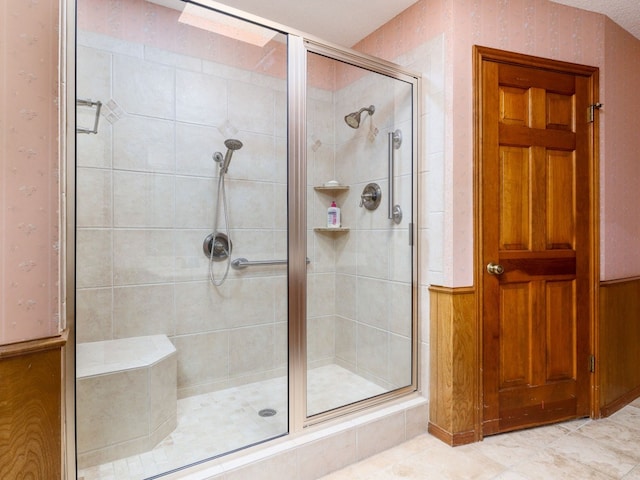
left=0, top=0, right=60, bottom=344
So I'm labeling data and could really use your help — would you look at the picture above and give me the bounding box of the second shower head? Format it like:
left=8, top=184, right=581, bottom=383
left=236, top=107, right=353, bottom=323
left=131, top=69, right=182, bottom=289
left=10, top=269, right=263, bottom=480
left=344, top=105, right=375, bottom=129
left=214, top=138, right=243, bottom=174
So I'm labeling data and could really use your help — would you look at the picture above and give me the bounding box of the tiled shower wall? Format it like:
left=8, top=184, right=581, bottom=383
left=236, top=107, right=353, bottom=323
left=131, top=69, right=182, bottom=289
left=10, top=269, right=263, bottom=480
left=331, top=70, right=413, bottom=389
left=306, top=62, right=414, bottom=390
left=75, top=28, right=292, bottom=397
left=76, top=28, right=417, bottom=398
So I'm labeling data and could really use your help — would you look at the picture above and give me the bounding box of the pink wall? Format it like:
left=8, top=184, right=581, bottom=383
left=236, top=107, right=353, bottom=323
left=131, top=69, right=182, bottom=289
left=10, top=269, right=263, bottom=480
left=356, top=0, right=639, bottom=286
left=2, top=0, right=639, bottom=345
left=448, top=0, right=607, bottom=286
left=0, top=0, right=61, bottom=345
left=600, top=18, right=640, bottom=280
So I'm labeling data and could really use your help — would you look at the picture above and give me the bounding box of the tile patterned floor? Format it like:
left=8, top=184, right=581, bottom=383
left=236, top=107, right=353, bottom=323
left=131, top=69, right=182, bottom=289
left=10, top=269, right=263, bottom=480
left=78, top=364, right=386, bottom=480
left=320, top=397, right=640, bottom=480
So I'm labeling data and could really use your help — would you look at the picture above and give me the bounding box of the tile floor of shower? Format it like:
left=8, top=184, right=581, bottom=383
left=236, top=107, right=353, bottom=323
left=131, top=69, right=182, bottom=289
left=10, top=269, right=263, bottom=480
left=78, top=364, right=386, bottom=480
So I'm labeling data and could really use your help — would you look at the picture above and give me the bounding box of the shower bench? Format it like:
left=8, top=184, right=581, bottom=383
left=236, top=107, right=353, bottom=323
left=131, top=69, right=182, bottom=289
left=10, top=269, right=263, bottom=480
left=75, top=334, right=177, bottom=468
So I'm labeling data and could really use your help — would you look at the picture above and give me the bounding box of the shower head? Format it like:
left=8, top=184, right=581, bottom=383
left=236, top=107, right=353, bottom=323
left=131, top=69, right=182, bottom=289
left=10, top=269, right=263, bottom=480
left=220, top=138, right=243, bottom=173
left=344, top=105, right=375, bottom=129
left=224, top=139, right=243, bottom=151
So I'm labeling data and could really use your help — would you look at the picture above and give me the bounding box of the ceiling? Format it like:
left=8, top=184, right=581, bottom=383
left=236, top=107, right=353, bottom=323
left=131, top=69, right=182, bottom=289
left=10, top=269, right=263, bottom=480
left=212, top=0, right=640, bottom=46
left=550, top=0, right=640, bottom=40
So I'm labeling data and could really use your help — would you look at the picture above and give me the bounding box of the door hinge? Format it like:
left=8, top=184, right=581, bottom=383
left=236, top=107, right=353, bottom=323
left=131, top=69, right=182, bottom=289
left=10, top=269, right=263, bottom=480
left=588, top=103, right=603, bottom=123
left=408, top=222, right=414, bottom=246
left=589, top=354, right=596, bottom=373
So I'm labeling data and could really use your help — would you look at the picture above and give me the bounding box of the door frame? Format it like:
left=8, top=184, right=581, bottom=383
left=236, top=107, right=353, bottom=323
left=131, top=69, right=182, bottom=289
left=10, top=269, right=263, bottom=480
left=473, top=45, right=600, bottom=438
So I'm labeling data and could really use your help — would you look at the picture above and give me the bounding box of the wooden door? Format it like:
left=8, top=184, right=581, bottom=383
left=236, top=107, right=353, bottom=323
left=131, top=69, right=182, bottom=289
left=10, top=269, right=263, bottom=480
left=477, top=47, right=598, bottom=436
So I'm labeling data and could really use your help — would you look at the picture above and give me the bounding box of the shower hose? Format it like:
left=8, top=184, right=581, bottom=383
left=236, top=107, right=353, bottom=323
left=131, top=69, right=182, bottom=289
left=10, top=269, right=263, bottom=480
left=208, top=171, right=232, bottom=286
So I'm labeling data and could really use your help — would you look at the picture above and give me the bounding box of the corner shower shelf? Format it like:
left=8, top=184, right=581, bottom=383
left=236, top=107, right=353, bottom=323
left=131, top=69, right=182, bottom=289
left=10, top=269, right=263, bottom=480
left=313, top=185, right=350, bottom=193
left=313, top=227, right=350, bottom=233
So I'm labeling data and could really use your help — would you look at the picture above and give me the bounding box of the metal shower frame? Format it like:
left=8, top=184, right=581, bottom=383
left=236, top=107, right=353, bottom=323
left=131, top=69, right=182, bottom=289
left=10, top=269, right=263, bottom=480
left=62, top=0, right=422, bottom=476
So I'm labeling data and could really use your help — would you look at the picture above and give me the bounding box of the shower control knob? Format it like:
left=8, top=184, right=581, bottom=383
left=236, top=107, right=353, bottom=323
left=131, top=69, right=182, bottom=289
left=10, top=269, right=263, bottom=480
left=360, top=183, right=382, bottom=211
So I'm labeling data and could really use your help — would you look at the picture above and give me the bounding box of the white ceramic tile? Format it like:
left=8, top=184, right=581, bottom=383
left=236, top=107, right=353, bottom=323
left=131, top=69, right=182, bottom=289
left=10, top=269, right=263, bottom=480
left=176, top=70, right=227, bottom=126
left=113, top=229, right=175, bottom=285
left=335, top=274, right=356, bottom=320
left=389, top=333, right=412, bottom=387
left=174, top=176, right=215, bottom=229
left=548, top=431, right=637, bottom=478
left=307, top=273, right=336, bottom=318
left=113, top=284, right=176, bottom=338
left=171, top=331, right=229, bottom=388
left=113, top=55, right=175, bottom=119
left=226, top=179, right=275, bottom=229
left=174, top=229, right=210, bottom=283
left=222, top=131, right=277, bottom=183
left=389, top=282, right=412, bottom=337
left=77, top=120, right=113, bottom=168
left=228, top=325, right=275, bottom=376
left=175, top=123, right=222, bottom=177
left=356, top=324, right=389, bottom=382
left=356, top=411, right=406, bottom=460
left=228, top=81, right=275, bottom=136
left=297, top=430, right=357, bottom=480
left=224, top=451, right=297, bottom=480
left=77, top=46, right=112, bottom=105
left=76, top=229, right=113, bottom=288
left=77, top=168, right=113, bottom=228
left=307, top=315, right=336, bottom=363
left=356, top=229, right=390, bottom=279
left=76, top=287, right=113, bottom=343
left=113, top=115, right=176, bottom=173
left=77, top=368, right=149, bottom=453
left=334, top=317, right=357, bottom=367
left=113, top=171, right=175, bottom=228
left=356, top=277, right=389, bottom=330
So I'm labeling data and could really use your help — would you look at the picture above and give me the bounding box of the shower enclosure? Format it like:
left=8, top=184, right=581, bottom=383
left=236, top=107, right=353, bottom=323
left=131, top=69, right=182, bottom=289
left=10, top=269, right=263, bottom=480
left=73, top=0, right=418, bottom=478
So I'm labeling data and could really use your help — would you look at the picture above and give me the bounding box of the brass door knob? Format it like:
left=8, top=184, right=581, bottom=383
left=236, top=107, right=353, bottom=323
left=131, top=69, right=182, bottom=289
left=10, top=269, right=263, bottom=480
left=486, top=262, right=504, bottom=275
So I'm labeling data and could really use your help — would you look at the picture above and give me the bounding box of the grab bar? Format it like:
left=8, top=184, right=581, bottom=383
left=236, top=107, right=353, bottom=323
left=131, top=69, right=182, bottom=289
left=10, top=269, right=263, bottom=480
left=231, top=257, right=310, bottom=270
left=388, top=129, right=403, bottom=224
left=77, top=98, right=102, bottom=134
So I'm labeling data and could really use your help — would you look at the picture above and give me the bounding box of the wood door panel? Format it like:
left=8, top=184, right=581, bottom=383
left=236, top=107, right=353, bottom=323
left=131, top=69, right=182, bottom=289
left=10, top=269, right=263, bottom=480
left=499, top=388, right=577, bottom=432
left=500, top=87, right=529, bottom=125
left=545, top=280, right=577, bottom=382
left=498, top=63, right=576, bottom=94
left=546, top=92, right=574, bottom=131
left=479, top=47, right=596, bottom=436
left=500, top=147, right=531, bottom=250
left=547, top=150, right=576, bottom=249
left=499, top=255, right=576, bottom=281
left=499, top=124, right=576, bottom=150
left=499, top=283, right=532, bottom=388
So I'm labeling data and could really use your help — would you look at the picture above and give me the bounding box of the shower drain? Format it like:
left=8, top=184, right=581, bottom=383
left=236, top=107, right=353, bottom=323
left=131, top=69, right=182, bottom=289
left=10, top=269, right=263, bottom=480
left=258, top=408, right=277, bottom=417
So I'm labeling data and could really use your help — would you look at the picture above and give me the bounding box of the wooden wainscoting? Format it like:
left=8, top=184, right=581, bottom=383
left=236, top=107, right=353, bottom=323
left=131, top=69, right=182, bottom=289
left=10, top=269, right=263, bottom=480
left=599, top=277, right=640, bottom=416
left=428, top=286, right=479, bottom=445
left=0, top=333, right=67, bottom=479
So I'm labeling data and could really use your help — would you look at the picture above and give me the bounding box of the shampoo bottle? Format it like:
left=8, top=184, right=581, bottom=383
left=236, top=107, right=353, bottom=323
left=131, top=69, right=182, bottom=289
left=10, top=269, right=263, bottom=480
left=327, top=200, right=340, bottom=228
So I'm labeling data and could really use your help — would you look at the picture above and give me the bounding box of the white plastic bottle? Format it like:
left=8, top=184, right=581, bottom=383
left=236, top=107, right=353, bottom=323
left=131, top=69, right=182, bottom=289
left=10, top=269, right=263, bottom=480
left=327, top=200, right=340, bottom=228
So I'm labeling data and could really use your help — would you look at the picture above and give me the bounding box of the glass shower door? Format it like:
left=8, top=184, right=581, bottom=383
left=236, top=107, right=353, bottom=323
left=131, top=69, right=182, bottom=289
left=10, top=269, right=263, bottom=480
left=74, top=1, right=289, bottom=478
left=305, top=51, right=416, bottom=417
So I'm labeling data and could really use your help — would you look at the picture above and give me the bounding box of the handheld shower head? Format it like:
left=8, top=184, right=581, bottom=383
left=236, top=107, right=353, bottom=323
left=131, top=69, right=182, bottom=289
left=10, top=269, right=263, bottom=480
left=220, top=138, right=243, bottom=173
left=344, top=105, right=375, bottom=129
